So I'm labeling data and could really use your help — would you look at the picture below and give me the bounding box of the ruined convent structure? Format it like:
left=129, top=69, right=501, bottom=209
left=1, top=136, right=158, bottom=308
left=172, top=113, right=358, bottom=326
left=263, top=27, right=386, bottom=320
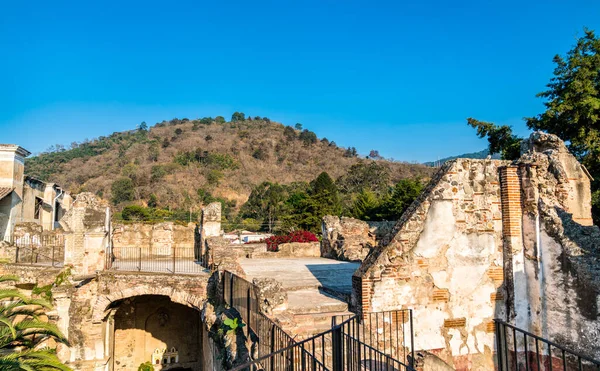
left=353, top=132, right=599, bottom=369
left=0, top=132, right=597, bottom=371
left=0, top=144, right=72, bottom=241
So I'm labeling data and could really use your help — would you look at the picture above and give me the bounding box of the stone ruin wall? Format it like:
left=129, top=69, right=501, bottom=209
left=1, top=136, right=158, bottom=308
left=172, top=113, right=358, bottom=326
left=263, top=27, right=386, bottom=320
left=353, top=159, right=508, bottom=370
left=321, top=216, right=396, bottom=261
left=111, top=222, right=196, bottom=258
left=0, top=193, right=212, bottom=371
left=353, top=132, right=600, bottom=369
left=506, top=132, right=600, bottom=360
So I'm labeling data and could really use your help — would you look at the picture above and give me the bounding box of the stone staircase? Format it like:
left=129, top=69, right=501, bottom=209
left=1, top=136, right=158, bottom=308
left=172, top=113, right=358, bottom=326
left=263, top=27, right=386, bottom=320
left=285, top=288, right=353, bottom=338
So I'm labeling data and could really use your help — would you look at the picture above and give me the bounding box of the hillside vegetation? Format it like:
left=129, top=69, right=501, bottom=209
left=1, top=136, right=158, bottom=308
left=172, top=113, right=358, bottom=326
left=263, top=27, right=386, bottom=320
left=423, top=149, right=501, bottom=167
left=26, top=115, right=434, bottom=228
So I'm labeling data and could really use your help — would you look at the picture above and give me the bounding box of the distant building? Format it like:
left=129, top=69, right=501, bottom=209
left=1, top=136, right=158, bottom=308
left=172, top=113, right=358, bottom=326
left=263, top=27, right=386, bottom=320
left=222, top=230, right=272, bottom=244
left=0, top=144, right=72, bottom=241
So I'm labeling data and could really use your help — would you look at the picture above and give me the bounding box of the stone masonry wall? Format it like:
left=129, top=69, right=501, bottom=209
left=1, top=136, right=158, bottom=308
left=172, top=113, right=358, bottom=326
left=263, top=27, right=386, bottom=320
left=353, top=159, right=509, bottom=370
left=321, top=216, right=377, bottom=261
left=112, top=222, right=195, bottom=257
left=510, top=132, right=600, bottom=360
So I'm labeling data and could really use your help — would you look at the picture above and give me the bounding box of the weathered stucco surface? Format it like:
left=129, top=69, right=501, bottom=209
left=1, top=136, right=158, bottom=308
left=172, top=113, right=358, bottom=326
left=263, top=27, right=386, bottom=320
left=509, top=132, right=600, bottom=360
left=354, top=131, right=600, bottom=369
left=353, top=159, right=507, bottom=370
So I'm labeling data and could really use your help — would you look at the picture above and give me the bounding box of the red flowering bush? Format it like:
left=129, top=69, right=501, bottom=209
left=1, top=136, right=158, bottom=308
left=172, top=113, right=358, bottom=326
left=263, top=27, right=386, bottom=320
left=265, top=230, right=318, bottom=252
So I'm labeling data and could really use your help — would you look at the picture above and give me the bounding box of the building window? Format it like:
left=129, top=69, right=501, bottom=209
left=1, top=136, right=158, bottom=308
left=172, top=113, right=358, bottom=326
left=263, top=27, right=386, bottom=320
left=34, top=197, right=43, bottom=220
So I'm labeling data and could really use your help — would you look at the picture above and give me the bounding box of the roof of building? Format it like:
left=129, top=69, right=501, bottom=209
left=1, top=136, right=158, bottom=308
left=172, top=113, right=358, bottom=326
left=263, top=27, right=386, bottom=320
left=0, top=187, right=13, bottom=201
left=0, top=144, right=31, bottom=157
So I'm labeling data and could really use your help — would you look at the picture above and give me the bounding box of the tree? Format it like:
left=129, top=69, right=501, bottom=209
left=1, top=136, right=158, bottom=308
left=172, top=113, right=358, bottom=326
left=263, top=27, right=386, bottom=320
left=336, top=161, right=391, bottom=195
left=291, top=172, right=342, bottom=232
left=351, top=189, right=381, bottom=221
left=161, top=138, right=170, bottom=148
left=0, top=275, right=72, bottom=370
left=526, top=29, right=600, bottom=223
left=295, top=123, right=303, bottom=130
left=368, top=150, right=383, bottom=160
left=467, top=29, right=600, bottom=223
left=148, top=142, right=160, bottom=162
left=121, top=205, right=150, bottom=221
left=231, top=112, right=246, bottom=122
left=215, top=116, right=226, bottom=124
left=137, top=121, right=148, bottom=131
left=240, top=182, right=288, bottom=232
left=299, top=129, right=317, bottom=146
left=111, top=178, right=135, bottom=204
left=148, top=194, right=158, bottom=208
left=175, top=128, right=183, bottom=136
left=466, top=118, right=522, bottom=160
left=344, top=147, right=358, bottom=157
left=283, top=126, right=296, bottom=141
left=205, top=135, right=213, bottom=142
left=378, top=178, right=423, bottom=220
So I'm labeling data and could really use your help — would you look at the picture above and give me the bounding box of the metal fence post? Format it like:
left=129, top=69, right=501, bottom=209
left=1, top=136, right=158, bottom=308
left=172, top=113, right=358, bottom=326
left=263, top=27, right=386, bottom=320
left=270, top=324, right=276, bottom=371
left=410, top=309, right=415, bottom=367
left=246, top=287, right=251, bottom=328
left=172, top=246, right=176, bottom=274
left=332, top=325, right=343, bottom=371
left=138, top=247, right=142, bottom=271
left=495, top=320, right=504, bottom=371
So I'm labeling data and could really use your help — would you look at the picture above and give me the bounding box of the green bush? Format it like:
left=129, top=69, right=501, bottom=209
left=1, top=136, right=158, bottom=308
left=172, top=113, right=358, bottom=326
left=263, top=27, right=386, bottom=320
left=151, top=165, right=167, bottom=182
left=207, top=170, right=223, bottom=186
left=206, top=153, right=238, bottom=170
left=121, top=205, right=150, bottom=221
left=111, top=178, right=135, bottom=204
left=138, top=361, right=154, bottom=371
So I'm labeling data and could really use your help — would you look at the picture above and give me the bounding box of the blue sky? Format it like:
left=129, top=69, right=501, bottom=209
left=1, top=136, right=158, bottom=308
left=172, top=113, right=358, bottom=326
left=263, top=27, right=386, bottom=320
left=2, top=0, right=599, bottom=162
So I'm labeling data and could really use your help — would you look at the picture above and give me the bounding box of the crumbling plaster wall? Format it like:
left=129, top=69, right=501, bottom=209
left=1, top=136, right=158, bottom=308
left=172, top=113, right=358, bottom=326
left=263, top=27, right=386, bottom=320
left=354, top=159, right=509, bottom=370
left=510, top=132, right=600, bottom=359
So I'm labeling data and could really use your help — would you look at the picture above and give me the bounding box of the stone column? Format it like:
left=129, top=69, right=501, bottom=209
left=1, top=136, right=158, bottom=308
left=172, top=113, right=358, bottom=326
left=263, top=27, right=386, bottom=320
left=499, top=166, right=525, bottom=324
left=200, top=202, right=221, bottom=259
left=59, top=193, right=111, bottom=276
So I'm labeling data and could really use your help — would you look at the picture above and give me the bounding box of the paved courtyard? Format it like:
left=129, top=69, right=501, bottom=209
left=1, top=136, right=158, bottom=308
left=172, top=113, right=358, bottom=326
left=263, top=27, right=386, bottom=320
left=239, top=257, right=360, bottom=294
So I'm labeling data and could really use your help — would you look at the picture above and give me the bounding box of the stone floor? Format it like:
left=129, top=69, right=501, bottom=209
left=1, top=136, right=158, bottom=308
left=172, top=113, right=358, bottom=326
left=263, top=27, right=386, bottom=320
left=239, top=257, right=359, bottom=294
left=240, top=257, right=359, bottom=337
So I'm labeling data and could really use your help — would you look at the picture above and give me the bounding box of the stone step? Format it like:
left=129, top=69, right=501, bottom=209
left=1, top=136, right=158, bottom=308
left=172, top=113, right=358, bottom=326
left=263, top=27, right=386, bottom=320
left=287, top=289, right=349, bottom=315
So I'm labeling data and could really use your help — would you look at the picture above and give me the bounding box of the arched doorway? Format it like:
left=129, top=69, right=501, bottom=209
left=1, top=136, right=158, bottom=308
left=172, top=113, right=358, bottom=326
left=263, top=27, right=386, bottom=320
left=109, top=295, right=202, bottom=370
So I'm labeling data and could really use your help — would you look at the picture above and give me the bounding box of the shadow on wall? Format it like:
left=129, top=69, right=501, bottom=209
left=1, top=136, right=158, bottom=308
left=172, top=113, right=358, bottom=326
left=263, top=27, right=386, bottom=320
left=552, top=206, right=600, bottom=321
left=112, top=295, right=202, bottom=370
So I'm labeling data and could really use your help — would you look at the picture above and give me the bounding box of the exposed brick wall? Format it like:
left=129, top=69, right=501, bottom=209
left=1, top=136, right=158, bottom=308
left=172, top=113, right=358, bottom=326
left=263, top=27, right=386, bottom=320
left=499, top=166, right=522, bottom=238
left=352, top=159, right=509, bottom=369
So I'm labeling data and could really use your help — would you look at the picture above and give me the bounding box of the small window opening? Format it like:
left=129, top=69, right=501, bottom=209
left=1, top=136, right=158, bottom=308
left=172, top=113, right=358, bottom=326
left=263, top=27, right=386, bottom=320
left=34, top=198, right=43, bottom=220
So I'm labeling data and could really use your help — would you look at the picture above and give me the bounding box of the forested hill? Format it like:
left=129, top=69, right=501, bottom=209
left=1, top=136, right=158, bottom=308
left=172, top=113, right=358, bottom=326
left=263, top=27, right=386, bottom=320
left=25, top=115, right=435, bottom=214
left=423, top=149, right=501, bottom=167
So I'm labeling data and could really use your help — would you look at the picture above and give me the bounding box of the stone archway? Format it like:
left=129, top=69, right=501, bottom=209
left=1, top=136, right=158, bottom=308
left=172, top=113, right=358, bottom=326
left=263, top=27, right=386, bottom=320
left=109, top=295, right=203, bottom=371
left=92, top=285, right=206, bottom=324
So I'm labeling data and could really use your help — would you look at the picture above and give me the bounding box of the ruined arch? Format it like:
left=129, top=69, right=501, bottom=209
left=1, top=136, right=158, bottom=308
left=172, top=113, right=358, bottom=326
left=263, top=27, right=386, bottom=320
left=91, top=286, right=205, bottom=323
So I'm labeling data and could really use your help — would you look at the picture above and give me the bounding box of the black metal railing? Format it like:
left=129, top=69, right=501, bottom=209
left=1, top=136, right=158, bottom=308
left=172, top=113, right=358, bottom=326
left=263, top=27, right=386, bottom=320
left=333, top=309, right=415, bottom=368
left=105, top=245, right=206, bottom=274
left=12, top=234, right=64, bottom=267
left=495, top=319, right=600, bottom=371
left=223, top=270, right=416, bottom=371
left=231, top=314, right=416, bottom=371
left=222, top=271, right=296, bottom=361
